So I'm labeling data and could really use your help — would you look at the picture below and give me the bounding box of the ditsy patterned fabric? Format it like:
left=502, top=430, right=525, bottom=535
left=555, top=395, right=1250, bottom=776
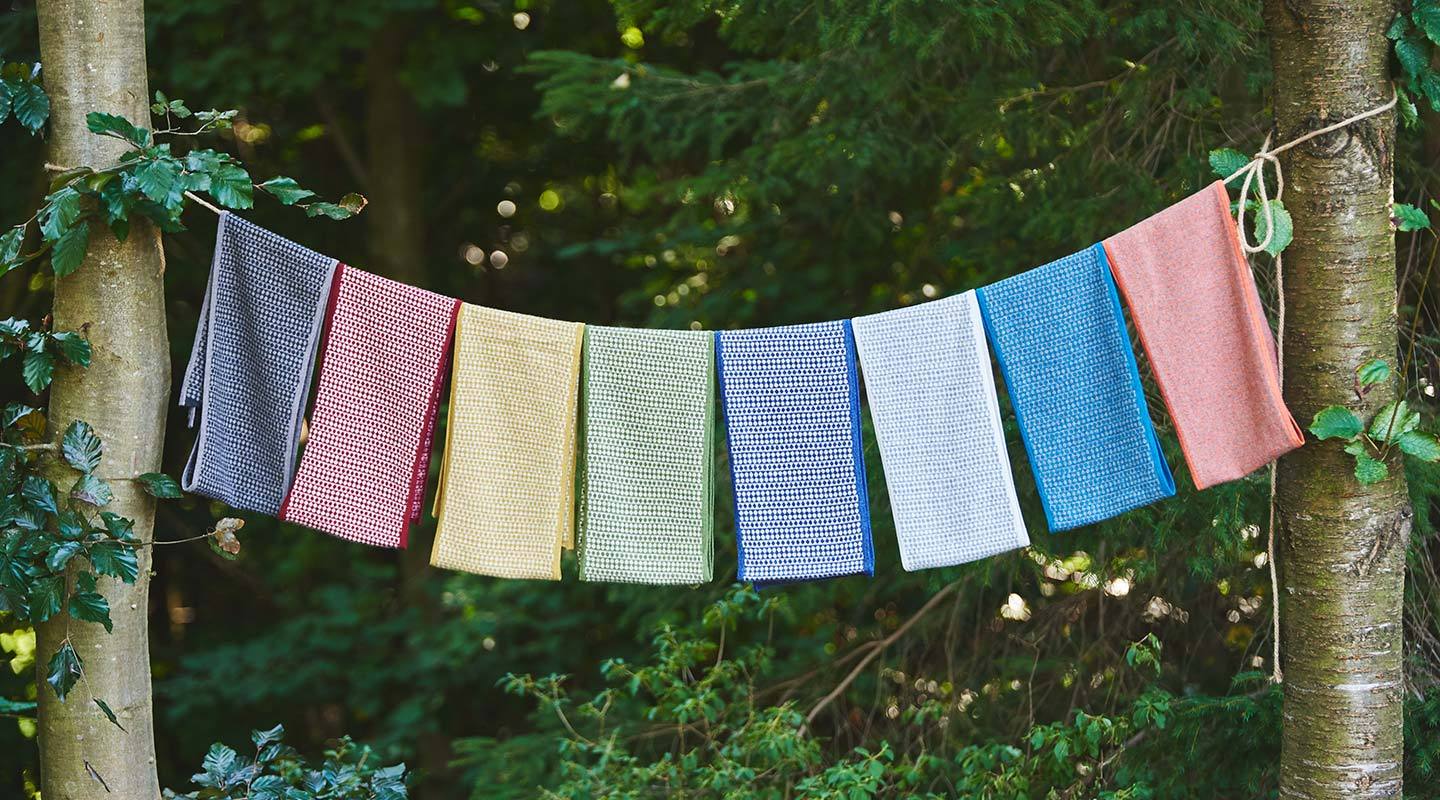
left=576, top=326, right=714, bottom=584
left=851, top=291, right=1030, bottom=570
left=179, top=213, right=338, bottom=515
left=431, top=305, right=585, bottom=579
left=977, top=244, right=1175, bottom=531
left=279, top=265, right=459, bottom=548
left=716, top=320, right=873, bottom=584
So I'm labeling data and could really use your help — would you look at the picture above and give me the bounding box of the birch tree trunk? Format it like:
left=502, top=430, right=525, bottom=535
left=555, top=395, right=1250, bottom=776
left=1265, top=2, right=1405, bottom=798
left=34, top=0, right=167, bottom=796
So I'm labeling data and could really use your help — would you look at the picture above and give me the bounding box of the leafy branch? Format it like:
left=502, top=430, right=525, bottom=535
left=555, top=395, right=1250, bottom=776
left=1309, top=358, right=1440, bottom=484
left=2, top=90, right=366, bottom=279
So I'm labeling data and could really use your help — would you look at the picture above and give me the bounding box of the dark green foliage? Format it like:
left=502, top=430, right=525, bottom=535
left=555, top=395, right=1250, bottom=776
left=163, top=725, right=408, bottom=800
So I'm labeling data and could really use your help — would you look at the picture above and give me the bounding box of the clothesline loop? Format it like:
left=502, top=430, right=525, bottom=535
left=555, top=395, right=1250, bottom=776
left=1224, top=87, right=1398, bottom=255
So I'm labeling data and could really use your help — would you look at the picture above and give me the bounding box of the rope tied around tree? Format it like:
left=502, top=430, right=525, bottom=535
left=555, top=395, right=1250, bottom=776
left=1222, top=87, right=1397, bottom=684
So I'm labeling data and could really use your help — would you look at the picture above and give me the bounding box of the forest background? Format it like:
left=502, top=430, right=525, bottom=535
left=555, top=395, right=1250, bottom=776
left=2, top=1, right=1437, bottom=797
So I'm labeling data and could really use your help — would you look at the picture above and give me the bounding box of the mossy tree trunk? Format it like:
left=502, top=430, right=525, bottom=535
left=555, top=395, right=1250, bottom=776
left=1265, top=1, right=1405, bottom=798
left=34, top=0, right=167, bottom=797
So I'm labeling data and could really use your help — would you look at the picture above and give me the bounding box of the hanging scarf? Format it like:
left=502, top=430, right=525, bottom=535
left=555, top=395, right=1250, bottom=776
left=716, top=320, right=873, bottom=584
left=977, top=244, right=1175, bottom=531
left=1103, top=181, right=1304, bottom=489
left=576, top=326, right=714, bottom=584
left=179, top=213, right=338, bottom=515
left=852, top=291, right=1029, bottom=569
left=430, top=305, right=585, bottom=579
left=279, top=265, right=459, bottom=547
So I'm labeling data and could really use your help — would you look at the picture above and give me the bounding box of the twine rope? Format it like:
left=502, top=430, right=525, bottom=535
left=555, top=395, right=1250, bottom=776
left=1224, top=87, right=1397, bottom=684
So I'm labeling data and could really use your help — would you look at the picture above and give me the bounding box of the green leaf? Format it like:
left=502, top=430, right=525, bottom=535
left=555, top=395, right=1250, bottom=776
left=29, top=575, right=63, bottom=622
left=1391, top=12, right=1415, bottom=40
left=38, top=186, right=82, bottom=240
left=11, top=80, right=48, bottom=132
left=61, top=420, right=103, bottom=473
left=1417, top=0, right=1440, bottom=43
left=202, top=743, right=240, bottom=782
left=50, top=332, right=91, bottom=366
left=304, top=193, right=368, bottom=220
left=68, top=589, right=112, bottom=632
left=1399, top=85, right=1421, bottom=128
left=89, top=541, right=139, bottom=583
left=1399, top=430, right=1440, bottom=461
left=85, top=111, right=150, bottom=147
left=208, top=163, right=254, bottom=209
left=70, top=473, right=113, bottom=507
left=1309, top=405, right=1364, bottom=441
left=1254, top=199, right=1293, bottom=256
left=1398, top=34, right=1430, bottom=79
left=21, top=475, right=58, bottom=515
left=136, top=472, right=182, bottom=499
left=1394, top=202, right=1431, bottom=232
left=46, top=640, right=82, bottom=701
left=51, top=220, right=91, bottom=278
left=99, top=511, right=137, bottom=542
left=1209, top=148, right=1250, bottom=181
left=94, top=698, right=126, bottom=731
left=0, top=697, right=36, bottom=716
left=0, top=225, right=24, bottom=274
left=1357, top=358, right=1391, bottom=386
left=133, top=159, right=184, bottom=208
left=56, top=509, right=87, bottom=540
left=259, top=177, right=316, bottom=206
left=21, top=349, right=53, bottom=392
left=1371, top=400, right=1421, bottom=442
left=253, top=723, right=285, bottom=748
left=45, top=541, right=81, bottom=573
left=1355, top=452, right=1390, bottom=484
left=0, top=79, right=11, bottom=126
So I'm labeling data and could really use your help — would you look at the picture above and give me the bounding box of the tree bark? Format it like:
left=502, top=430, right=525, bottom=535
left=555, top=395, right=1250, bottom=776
left=34, top=1, right=167, bottom=797
left=1265, top=2, right=1405, bottom=798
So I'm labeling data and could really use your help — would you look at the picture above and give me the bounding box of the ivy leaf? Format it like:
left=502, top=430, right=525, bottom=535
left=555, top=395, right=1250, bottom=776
left=1357, top=358, right=1391, bottom=386
left=1209, top=148, right=1250, bottom=181
left=1394, top=203, right=1431, bottom=232
left=46, top=640, right=82, bottom=701
left=136, top=472, right=182, bottom=499
left=29, top=574, right=63, bottom=622
left=94, top=698, right=126, bottom=731
left=11, top=80, right=48, bottom=132
left=208, top=163, right=254, bottom=210
left=89, top=541, right=139, bottom=583
left=1398, top=430, right=1440, bottom=462
left=21, top=475, right=58, bottom=515
left=45, top=541, right=81, bottom=573
left=21, top=348, right=53, bottom=392
left=1370, top=400, right=1421, bottom=442
left=70, top=474, right=113, bottom=508
left=68, top=589, right=112, bottom=632
left=259, top=177, right=316, bottom=206
left=51, top=220, right=91, bottom=278
left=38, top=186, right=82, bottom=241
left=1310, top=405, right=1364, bottom=441
left=85, top=111, right=150, bottom=147
left=50, top=332, right=91, bottom=367
left=1355, top=452, right=1390, bottom=484
left=1254, top=199, right=1293, bottom=256
left=61, top=420, right=103, bottom=473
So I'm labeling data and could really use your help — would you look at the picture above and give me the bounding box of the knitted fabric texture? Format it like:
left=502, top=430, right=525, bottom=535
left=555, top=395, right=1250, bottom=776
left=716, top=320, right=873, bottom=584
left=179, top=213, right=338, bottom=515
left=976, top=244, right=1175, bottom=531
left=280, top=265, right=459, bottom=548
left=851, top=291, right=1030, bottom=570
left=431, top=305, right=585, bottom=580
left=576, top=326, right=715, bottom=584
left=1103, top=181, right=1303, bottom=489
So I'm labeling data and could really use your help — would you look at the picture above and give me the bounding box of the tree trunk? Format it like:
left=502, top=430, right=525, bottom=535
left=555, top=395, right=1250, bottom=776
left=1265, top=2, right=1405, bottom=798
left=34, top=1, right=167, bottom=797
